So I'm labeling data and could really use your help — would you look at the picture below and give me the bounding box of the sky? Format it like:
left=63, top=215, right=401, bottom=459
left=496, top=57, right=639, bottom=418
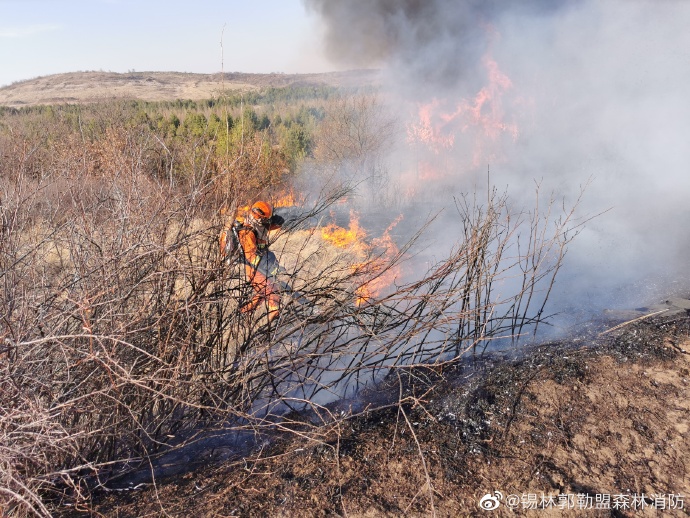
left=0, top=0, right=337, bottom=87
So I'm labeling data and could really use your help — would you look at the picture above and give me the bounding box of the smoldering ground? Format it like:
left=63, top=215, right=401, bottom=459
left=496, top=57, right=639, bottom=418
left=305, top=0, right=690, bottom=330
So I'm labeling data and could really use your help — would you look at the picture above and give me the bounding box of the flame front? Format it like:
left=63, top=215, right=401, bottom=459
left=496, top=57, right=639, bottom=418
left=320, top=211, right=367, bottom=250
left=406, top=50, right=520, bottom=171
left=406, top=99, right=456, bottom=154
left=321, top=212, right=402, bottom=306
left=273, top=189, right=304, bottom=208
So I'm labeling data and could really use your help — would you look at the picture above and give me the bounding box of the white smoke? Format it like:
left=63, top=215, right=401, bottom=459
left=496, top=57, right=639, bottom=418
left=305, top=0, right=690, bottom=325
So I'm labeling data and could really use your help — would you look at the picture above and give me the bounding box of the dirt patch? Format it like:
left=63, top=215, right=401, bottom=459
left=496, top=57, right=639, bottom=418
left=93, top=316, right=690, bottom=517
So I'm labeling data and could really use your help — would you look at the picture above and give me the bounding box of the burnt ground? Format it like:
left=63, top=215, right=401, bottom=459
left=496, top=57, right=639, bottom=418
left=92, top=314, right=690, bottom=517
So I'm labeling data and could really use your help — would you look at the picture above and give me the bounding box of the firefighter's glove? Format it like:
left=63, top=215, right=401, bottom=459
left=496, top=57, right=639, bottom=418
left=270, top=214, right=285, bottom=227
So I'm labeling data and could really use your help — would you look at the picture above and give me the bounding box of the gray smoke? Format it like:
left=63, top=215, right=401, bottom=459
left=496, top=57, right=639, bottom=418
left=304, top=0, right=573, bottom=94
left=305, top=0, right=690, bottom=326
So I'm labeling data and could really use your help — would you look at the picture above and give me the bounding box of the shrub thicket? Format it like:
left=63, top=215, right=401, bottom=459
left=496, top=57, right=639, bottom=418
left=0, top=91, right=581, bottom=516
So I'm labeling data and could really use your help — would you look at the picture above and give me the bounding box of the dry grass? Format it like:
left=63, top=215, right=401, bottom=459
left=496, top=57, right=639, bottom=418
left=0, top=70, right=381, bottom=107
left=0, top=94, right=582, bottom=516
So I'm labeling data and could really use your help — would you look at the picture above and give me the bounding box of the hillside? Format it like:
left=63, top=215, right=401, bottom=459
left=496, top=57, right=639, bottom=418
left=0, top=69, right=381, bottom=107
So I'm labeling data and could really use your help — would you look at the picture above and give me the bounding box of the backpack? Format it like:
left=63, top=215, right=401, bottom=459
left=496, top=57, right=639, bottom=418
left=219, top=219, right=246, bottom=264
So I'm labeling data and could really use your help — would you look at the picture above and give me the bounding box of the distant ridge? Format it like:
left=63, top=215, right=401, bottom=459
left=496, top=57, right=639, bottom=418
left=0, top=69, right=381, bottom=107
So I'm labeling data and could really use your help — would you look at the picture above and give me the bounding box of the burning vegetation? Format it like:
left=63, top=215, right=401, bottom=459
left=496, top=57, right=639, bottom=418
left=0, top=75, right=613, bottom=516
left=0, top=52, right=598, bottom=513
left=0, top=0, right=683, bottom=514
left=405, top=50, right=520, bottom=178
left=318, top=211, right=402, bottom=306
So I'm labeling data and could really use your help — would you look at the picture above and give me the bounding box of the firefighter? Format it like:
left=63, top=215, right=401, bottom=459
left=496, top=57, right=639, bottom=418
left=231, top=201, right=285, bottom=323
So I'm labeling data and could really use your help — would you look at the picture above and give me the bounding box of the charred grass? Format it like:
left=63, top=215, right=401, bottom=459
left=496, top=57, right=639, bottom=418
left=95, top=315, right=690, bottom=517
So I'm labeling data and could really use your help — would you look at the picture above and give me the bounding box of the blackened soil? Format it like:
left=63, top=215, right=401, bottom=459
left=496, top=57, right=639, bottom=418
left=94, top=316, right=690, bottom=517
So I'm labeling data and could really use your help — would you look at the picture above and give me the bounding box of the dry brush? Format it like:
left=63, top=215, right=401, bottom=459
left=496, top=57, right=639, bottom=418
left=0, top=105, right=583, bottom=516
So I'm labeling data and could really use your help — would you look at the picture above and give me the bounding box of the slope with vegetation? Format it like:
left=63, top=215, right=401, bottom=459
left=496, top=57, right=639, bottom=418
left=1, top=77, right=666, bottom=517
left=0, top=70, right=380, bottom=107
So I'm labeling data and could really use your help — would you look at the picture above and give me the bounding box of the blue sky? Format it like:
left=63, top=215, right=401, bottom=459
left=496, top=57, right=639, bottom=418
left=0, top=0, right=337, bottom=87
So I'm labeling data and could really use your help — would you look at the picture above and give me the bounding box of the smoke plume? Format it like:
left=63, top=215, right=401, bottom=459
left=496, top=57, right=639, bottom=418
left=305, top=0, right=690, bottom=327
left=304, top=0, right=573, bottom=94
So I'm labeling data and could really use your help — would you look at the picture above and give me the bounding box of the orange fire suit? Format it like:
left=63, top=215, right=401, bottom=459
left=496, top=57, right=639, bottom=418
left=237, top=217, right=283, bottom=321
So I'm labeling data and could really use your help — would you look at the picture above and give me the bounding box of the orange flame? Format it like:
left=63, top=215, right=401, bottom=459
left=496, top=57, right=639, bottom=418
left=273, top=189, right=304, bottom=208
left=406, top=99, right=456, bottom=154
left=355, top=215, right=403, bottom=306
left=406, top=51, right=519, bottom=169
left=417, top=161, right=443, bottom=181
left=320, top=211, right=367, bottom=250
left=440, top=55, right=518, bottom=140
left=321, top=212, right=402, bottom=306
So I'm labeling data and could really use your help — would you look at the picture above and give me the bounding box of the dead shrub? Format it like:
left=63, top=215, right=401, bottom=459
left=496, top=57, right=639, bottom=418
left=0, top=103, right=584, bottom=516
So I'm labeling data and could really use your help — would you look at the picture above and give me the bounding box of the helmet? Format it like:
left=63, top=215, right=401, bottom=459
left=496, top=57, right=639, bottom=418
left=250, top=201, right=273, bottom=225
